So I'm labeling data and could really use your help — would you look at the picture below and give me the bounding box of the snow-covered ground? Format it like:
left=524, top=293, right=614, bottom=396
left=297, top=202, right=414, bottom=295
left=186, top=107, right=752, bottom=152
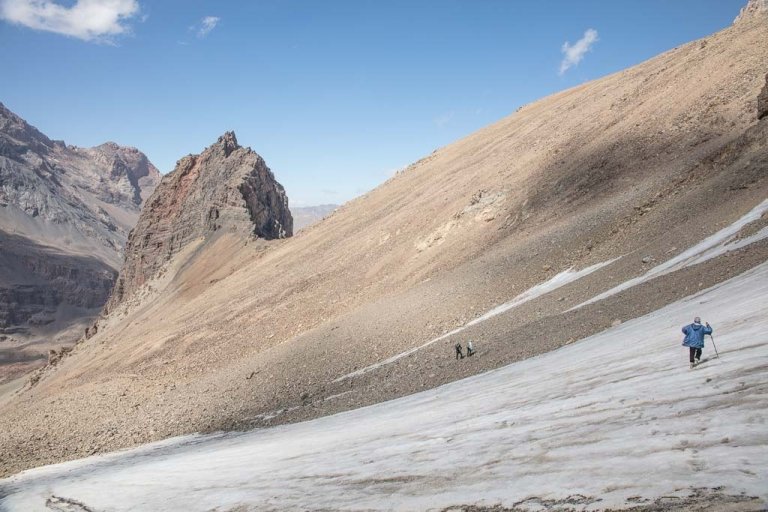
left=2, top=260, right=767, bottom=511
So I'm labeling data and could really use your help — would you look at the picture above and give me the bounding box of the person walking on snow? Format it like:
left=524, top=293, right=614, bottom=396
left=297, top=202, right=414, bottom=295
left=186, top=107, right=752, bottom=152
left=682, top=316, right=712, bottom=368
left=455, top=342, right=464, bottom=360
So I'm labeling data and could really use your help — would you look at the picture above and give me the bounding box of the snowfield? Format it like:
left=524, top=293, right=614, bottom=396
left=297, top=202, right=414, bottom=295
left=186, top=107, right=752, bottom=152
left=1, top=258, right=767, bottom=511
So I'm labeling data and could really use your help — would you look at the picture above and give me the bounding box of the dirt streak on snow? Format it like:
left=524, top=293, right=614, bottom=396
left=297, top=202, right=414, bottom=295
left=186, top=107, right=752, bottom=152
left=570, top=198, right=768, bottom=311
left=336, top=258, right=619, bottom=382
left=2, top=262, right=767, bottom=511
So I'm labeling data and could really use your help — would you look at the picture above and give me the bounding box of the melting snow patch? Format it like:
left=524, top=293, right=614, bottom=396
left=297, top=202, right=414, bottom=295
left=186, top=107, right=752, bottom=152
left=335, top=258, right=619, bottom=382
left=465, top=258, right=619, bottom=327
left=570, top=198, right=768, bottom=311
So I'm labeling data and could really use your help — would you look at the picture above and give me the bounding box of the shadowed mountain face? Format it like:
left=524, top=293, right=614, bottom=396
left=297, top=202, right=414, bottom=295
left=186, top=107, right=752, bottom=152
left=0, top=3, right=766, bottom=479
left=0, top=231, right=116, bottom=379
left=0, top=103, right=160, bottom=379
left=0, top=232, right=116, bottom=324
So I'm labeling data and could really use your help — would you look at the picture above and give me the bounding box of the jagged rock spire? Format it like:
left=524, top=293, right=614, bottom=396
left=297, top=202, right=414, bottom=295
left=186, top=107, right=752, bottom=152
left=104, top=132, right=293, bottom=311
left=217, top=131, right=239, bottom=157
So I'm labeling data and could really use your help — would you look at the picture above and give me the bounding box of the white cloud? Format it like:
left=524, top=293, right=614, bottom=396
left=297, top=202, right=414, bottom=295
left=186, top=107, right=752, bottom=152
left=0, top=0, right=140, bottom=42
left=196, top=15, right=219, bottom=37
left=559, top=28, right=598, bottom=75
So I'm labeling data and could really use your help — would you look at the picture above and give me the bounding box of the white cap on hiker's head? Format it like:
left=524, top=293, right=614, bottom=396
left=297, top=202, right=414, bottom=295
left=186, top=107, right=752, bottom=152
left=694, top=317, right=701, bottom=324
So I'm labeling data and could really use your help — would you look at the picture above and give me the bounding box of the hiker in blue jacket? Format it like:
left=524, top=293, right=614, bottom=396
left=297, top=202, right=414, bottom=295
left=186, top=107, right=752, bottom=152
left=682, top=316, right=712, bottom=368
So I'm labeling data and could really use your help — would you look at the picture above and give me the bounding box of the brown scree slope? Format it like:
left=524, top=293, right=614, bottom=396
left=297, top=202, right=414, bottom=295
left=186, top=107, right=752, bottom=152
left=1, top=7, right=767, bottom=476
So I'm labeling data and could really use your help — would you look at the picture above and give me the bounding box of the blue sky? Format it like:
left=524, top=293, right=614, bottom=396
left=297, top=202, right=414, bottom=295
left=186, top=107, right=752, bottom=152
left=0, top=0, right=747, bottom=206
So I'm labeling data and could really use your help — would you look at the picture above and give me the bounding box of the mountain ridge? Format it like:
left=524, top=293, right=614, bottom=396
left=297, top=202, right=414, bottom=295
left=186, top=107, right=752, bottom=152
left=292, top=204, right=339, bottom=231
left=0, top=102, right=160, bottom=381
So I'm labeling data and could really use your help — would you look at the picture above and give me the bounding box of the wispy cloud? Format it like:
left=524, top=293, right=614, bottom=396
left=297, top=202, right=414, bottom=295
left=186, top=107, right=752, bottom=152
left=559, top=28, right=598, bottom=75
left=434, top=111, right=454, bottom=128
left=196, top=15, right=219, bottom=37
left=0, top=0, right=140, bottom=42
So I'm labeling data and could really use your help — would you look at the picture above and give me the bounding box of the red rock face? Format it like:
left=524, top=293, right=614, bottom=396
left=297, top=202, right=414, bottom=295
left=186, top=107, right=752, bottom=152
left=105, top=131, right=292, bottom=311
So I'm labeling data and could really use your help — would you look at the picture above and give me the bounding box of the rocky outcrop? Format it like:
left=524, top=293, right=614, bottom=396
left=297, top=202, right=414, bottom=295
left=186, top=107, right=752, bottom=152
left=75, top=142, right=160, bottom=206
left=105, top=132, right=292, bottom=311
left=0, top=102, right=158, bottom=350
left=734, top=0, right=767, bottom=23
left=759, top=74, right=768, bottom=120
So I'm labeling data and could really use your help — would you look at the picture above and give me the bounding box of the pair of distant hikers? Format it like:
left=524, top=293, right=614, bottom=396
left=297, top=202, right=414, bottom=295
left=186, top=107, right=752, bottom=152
left=455, top=341, right=475, bottom=359
left=682, top=316, right=713, bottom=369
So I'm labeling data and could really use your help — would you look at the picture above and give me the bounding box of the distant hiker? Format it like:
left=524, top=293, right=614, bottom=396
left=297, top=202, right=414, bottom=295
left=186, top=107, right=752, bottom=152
left=455, top=342, right=464, bottom=360
left=466, top=340, right=475, bottom=357
left=682, top=316, right=712, bottom=368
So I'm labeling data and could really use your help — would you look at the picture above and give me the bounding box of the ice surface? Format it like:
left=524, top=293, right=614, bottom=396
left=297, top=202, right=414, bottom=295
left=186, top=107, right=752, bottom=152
left=337, top=258, right=619, bottom=382
left=570, top=198, right=768, bottom=311
left=2, top=262, right=767, bottom=511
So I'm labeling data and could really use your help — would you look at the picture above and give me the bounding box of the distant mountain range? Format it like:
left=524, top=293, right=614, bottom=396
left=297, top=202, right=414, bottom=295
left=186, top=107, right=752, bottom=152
left=292, top=204, right=338, bottom=231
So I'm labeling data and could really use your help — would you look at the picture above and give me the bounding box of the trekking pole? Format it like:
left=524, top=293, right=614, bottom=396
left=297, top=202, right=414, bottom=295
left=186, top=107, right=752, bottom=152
left=709, top=334, right=720, bottom=359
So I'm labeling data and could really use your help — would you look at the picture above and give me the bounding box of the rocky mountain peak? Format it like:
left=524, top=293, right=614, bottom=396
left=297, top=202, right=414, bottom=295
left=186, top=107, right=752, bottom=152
left=96, top=141, right=122, bottom=151
left=216, top=130, right=239, bottom=157
left=734, top=0, right=767, bottom=23
left=104, top=133, right=292, bottom=311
